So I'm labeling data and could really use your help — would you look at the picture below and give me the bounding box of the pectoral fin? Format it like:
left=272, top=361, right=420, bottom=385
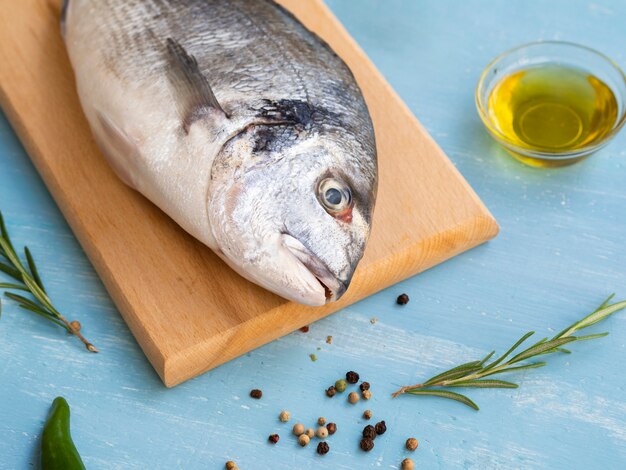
left=165, top=38, right=227, bottom=133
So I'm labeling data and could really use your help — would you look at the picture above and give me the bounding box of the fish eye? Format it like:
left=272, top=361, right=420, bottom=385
left=318, top=178, right=352, bottom=215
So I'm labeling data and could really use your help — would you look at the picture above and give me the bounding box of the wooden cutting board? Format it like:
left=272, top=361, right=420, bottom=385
left=0, top=0, right=498, bottom=386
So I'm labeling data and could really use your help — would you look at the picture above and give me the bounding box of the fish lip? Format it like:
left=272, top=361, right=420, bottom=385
left=281, top=233, right=346, bottom=303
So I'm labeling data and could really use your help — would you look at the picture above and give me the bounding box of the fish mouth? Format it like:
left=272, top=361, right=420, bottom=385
left=281, top=234, right=347, bottom=305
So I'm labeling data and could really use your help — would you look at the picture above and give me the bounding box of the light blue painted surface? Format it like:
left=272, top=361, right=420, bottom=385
left=1, top=0, right=625, bottom=468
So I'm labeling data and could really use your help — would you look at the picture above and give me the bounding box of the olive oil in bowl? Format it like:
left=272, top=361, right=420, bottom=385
left=476, top=42, right=626, bottom=167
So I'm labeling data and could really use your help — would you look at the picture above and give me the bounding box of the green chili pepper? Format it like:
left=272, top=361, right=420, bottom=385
left=41, top=397, right=86, bottom=470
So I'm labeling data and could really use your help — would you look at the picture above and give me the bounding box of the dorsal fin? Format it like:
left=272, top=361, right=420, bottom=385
left=165, top=38, right=227, bottom=132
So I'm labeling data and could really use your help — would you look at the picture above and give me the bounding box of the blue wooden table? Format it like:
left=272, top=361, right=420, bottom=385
left=2, top=1, right=626, bottom=468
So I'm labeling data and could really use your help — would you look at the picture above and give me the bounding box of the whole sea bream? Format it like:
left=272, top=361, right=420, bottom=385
left=62, top=0, right=377, bottom=306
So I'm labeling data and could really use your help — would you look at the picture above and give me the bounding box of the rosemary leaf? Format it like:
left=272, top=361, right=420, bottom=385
left=24, top=247, right=46, bottom=293
left=17, top=304, right=70, bottom=331
left=478, top=350, right=495, bottom=366
left=447, top=379, right=518, bottom=389
left=423, top=365, right=483, bottom=386
left=573, top=332, right=609, bottom=341
left=0, top=282, right=30, bottom=292
left=0, top=261, right=21, bottom=281
left=406, top=389, right=479, bottom=410
left=483, top=331, right=535, bottom=371
left=508, top=336, right=578, bottom=364
left=4, top=292, right=53, bottom=316
left=480, top=362, right=547, bottom=377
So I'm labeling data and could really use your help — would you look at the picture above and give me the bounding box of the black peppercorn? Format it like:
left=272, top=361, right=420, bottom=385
left=250, top=389, right=263, bottom=399
left=375, top=421, right=387, bottom=435
left=346, top=371, right=360, bottom=384
left=268, top=434, right=279, bottom=444
left=397, top=293, right=409, bottom=305
left=359, top=381, right=370, bottom=392
left=362, top=425, right=376, bottom=440
left=326, top=422, right=337, bottom=435
left=325, top=386, right=336, bottom=397
left=317, top=441, right=330, bottom=455
left=360, top=438, right=375, bottom=452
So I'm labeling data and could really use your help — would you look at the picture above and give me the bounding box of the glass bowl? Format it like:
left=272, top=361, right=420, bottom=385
left=476, top=41, right=626, bottom=167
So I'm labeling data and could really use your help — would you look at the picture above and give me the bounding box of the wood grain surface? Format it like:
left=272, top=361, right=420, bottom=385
left=0, top=0, right=497, bottom=386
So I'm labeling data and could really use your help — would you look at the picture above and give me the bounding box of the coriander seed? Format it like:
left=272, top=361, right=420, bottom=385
left=360, top=438, right=374, bottom=452
left=325, top=385, right=337, bottom=397
left=397, top=293, right=409, bottom=305
left=298, top=434, right=310, bottom=447
left=406, top=437, right=419, bottom=451
left=363, top=425, right=376, bottom=440
left=335, top=379, right=347, bottom=393
left=317, top=441, right=330, bottom=455
left=249, top=389, right=262, bottom=399
left=359, top=381, right=370, bottom=392
left=363, top=409, right=372, bottom=420
left=316, top=426, right=329, bottom=439
left=402, top=458, right=415, bottom=470
left=305, top=428, right=315, bottom=439
left=348, top=391, right=360, bottom=404
left=317, top=417, right=326, bottom=426
left=225, top=461, right=237, bottom=470
left=346, top=371, right=359, bottom=384
left=279, top=410, right=291, bottom=422
left=362, top=389, right=372, bottom=400
left=326, top=422, right=337, bottom=435
left=292, top=423, right=305, bottom=436
left=375, top=420, right=387, bottom=435
left=268, top=434, right=280, bottom=444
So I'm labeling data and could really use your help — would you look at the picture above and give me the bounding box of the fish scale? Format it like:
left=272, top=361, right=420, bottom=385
left=63, top=0, right=377, bottom=305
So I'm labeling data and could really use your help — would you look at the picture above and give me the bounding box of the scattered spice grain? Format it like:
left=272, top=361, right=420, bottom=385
left=317, top=417, right=326, bottom=426
left=317, top=442, right=330, bottom=455
left=402, top=458, right=415, bottom=470
left=326, top=335, right=333, bottom=344
left=406, top=437, right=419, bottom=451
left=348, top=392, right=360, bottom=404
left=310, top=353, right=317, bottom=362
left=335, top=379, right=347, bottom=393
left=305, top=428, right=315, bottom=439
left=298, top=434, right=310, bottom=447
left=363, top=410, right=372, bottom=420
left=268, top=434, right=280, bottom=444
left=359, top=382, right=370, bottom=392
left=346, top=371, right=360, bottom=384
left=375, top=421, right=387, bottom=435
left=362, top=425, right=376, bottom=440
left=397, top=293, right=410, bottom=305
left=279, top=410, right=291, bottom=422
left=362, top=389, right=372, bottom=400
left=360, top=438, right=374, bottom=452
left=292, top=423, right=305, bottom=436
left=325, top=386, right=337, bottom=397
left=326, top=422, right=337, bottom=435
left=299, top=326, right=310, bottom=333
left=249, top=389, right=262, bottom=399
left=225, top=462, right=236, bottom=470
left=316, top=426, right=329, bottom=439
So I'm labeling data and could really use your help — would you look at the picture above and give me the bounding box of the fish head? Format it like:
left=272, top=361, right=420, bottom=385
left=208, top=124, right=377, bottom=306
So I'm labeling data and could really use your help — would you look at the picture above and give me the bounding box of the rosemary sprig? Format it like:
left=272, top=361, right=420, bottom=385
left=0, top=211, right=98, bottom=352
left=392, top=295, right=625, bottom=410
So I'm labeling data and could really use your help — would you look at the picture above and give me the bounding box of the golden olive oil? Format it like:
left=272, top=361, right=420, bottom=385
left=487, top=65, right=618, bottom=167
